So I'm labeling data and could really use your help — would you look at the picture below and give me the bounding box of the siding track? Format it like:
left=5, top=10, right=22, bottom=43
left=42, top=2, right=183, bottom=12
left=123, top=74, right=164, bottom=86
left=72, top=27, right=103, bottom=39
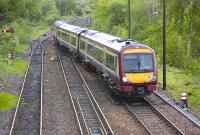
left=9, top=35, right=53, bottom=135
left=57, top=47, right=114, bottom=135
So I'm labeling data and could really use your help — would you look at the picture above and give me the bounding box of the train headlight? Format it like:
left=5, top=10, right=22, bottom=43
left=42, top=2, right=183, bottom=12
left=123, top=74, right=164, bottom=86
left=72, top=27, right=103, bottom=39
left=122, top=76, right=130, bottom=82
left=150, top=75, right=157, bottom=81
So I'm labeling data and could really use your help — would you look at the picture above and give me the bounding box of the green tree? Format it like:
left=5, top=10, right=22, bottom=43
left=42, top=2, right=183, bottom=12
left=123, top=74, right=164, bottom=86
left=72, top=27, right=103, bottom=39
left=93, top=0, right=127, bottom=37
left=55, top=0, right=77, bottom=16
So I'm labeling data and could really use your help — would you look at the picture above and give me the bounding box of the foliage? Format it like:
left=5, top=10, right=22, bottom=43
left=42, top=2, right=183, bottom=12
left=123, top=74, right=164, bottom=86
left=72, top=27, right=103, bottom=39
left=0, top=92, right=18, bottom=112
left=93, top=0, right=200, bottom=113
left=0, top=0, right=85, bottom=24
left=0, top=33, right=13, bottom=57
left=93, top=0, right=200, bottom=76
left=158, top=66, right=200, bottom=115
left=93, top=0, right=127, bottom=34
left=55, top=0, right=77, bottom=16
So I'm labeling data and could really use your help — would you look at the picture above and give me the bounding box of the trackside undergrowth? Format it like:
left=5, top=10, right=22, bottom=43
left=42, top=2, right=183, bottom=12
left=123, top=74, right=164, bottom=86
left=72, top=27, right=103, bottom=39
left=158, top=67, right=200, bottom=116
left=0, top=92, right=18, bottom=112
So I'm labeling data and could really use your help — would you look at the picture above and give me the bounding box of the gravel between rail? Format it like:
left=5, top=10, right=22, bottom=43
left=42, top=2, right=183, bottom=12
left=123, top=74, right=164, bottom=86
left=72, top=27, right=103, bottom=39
left=42, top=41, right=79, bottom=135
left=77, top=63, right=150, bottom=135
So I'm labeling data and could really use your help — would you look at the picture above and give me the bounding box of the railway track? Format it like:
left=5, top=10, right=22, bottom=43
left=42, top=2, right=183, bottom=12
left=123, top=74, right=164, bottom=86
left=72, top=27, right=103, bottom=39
left=123, top=98, right=185, bottom=135
left=76, top=63, right=151, bottom=135
left=81, top=69, right=191, bottom=135
left=42, top=40, right=79, bottom=135
left=68, top=17, right=92, bottom=27
left=144, top=90, right=200, bottom=135
left=57, top=47, right=114, bottom=135
left=9, top=34, right=53, bottom=135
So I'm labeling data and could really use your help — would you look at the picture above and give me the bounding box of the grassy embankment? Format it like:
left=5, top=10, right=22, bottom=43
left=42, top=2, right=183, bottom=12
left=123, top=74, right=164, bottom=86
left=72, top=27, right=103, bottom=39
left=0, top=21, right=49, bottom=112
left=158, top=66, right=200, bottom=116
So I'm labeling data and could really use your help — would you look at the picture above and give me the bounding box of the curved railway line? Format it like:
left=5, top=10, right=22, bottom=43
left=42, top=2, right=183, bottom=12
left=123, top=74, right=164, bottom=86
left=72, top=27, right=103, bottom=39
left=57, top=17, right=200, bottom=134
left=57, top=47, right=114, bottom=135
left=6, top=18, right=199, bottom=135
left=9, top=34, right=53, bottom=135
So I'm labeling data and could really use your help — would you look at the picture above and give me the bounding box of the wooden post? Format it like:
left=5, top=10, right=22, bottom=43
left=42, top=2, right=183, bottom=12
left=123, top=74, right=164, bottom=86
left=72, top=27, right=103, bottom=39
left=128, top=0, right=131, bottom=39
left=163, top=0, right=166, bottom=90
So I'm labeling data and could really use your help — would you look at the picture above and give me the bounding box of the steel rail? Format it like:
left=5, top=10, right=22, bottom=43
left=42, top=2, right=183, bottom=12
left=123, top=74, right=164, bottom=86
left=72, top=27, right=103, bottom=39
left=57, top=46, right=114, bottom=135
left=9, top=35, right=53, bottom=135
left=72, top=59, right=114, bottom=135
left=77, top=98, right=91, bottom=135
left=123, top=98, right=185, bottom=135
left=40, top=37, right=54, bottom=135
left=144, top=97, right=186, bottom=135
left=122, top=100, right=153, bottom=135
left=82, top=83, right=107, bottom=135
left=56, top=46, right=84, bottom=135
left=9, top=45, right=40, bottom=135
left=157, top=82, right=200, bottom=127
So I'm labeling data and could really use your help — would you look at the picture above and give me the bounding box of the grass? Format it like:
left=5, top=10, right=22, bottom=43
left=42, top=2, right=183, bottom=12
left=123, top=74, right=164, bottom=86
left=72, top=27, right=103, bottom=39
left=0, top=92, right=18, bottom=112
left=15, top=43, right=29, bottom=55
left=0, top=21, right=50, bottom=112
left=0, top=21, right=50, bottom=76
left=31, top=25, right=50, bottom=40
left=158, top=66, right=200, bottom=115
left=0, top=58, right=28, bottom=75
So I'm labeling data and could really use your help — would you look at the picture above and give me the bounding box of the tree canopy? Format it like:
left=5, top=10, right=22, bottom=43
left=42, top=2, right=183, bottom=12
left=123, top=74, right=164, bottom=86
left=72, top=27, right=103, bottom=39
left=93, top=0, right=200, bottom=75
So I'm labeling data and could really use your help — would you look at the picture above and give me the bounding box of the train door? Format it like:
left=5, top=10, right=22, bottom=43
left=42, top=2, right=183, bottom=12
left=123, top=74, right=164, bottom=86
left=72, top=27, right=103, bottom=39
left=102, top=47, right=106, bottom=74
left=85, top=40, right=89, bottom=61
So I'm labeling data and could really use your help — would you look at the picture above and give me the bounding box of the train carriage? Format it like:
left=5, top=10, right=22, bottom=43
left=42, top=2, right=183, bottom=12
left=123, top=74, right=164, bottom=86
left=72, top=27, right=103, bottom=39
left=53, top=21, right=158, bottom=97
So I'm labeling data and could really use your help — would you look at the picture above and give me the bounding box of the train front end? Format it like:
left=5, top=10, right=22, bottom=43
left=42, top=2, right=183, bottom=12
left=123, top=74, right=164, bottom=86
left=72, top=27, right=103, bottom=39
left=119, top=45, right=157, bottom=97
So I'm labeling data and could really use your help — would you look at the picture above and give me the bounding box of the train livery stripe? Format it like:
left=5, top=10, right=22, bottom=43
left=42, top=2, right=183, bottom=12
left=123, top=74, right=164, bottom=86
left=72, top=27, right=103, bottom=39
left=125, top=72, right=153, bottom=83
left=123, top=49, right=152, bottom=54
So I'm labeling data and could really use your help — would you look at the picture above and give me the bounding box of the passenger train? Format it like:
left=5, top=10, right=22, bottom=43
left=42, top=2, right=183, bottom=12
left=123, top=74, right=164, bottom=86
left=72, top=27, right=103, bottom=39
left=53, top=21, right=158, bottom=97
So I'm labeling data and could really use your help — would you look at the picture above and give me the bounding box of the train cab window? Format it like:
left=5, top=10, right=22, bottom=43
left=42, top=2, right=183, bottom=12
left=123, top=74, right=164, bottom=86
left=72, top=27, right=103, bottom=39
left=123, top=53, right=153, bottom=73
left=71, top=36, right=77, bottom=46
left=80, top=40, right=86, bottom=51
left=106, top=53, right=117, bottom=72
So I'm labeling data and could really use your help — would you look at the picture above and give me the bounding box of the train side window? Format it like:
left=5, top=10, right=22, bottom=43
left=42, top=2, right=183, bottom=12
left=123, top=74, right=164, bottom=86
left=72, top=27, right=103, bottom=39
left=63, top=33, right=70, bottom=43
left=80, top=40, right=86, bottom=51
left=106, top=53, right=117, bottom=72
left=87, top=44, right=95, bottom=57
left=87, top=44, right=103, bottom=62
left=94, top=47, right=103, bottom=62
left=71, top=36, right=76, bottom=46
left=58, top=30, right=62, bottom=37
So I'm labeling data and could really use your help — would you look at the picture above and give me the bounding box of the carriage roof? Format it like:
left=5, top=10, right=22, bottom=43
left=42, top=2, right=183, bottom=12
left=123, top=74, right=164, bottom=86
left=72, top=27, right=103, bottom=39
left=54, top=21, right=153, bottom=53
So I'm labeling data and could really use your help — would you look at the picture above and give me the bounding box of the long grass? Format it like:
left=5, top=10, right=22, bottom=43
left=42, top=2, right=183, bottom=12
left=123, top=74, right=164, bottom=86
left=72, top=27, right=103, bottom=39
left=0, top=92, right=18, bottom=112
left=158, top=66, right=200, bottom=115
